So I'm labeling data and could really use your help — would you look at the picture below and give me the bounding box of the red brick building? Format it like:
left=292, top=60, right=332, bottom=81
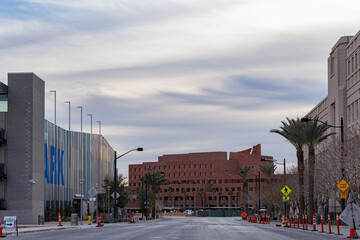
left=128, top=144, right=274, bottom=210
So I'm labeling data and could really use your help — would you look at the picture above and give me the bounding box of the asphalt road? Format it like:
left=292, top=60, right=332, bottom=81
left=8, top=217, right=348, bottom=240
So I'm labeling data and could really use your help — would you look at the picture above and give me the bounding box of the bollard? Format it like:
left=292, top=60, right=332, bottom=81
left=297, top=214, right=300, bottom=229
left=321, top=213, right=324, bottom=233
left=289, top=214, right=292, bottom=228
left=302, top=214, right=304, bottom=230
left=285, top=214, right=288, bottom=227
left=350, top=228, right=355, bottom=238
left=312, top=212, right=317, bottom=231
left=328, top=212, right=332, bottom=234
left=293, top=214, right=296, bottom=228
left=88, top=216, right=92, bottom=225
left=58, top=212, right=63, bottom=226
left=305, top=213, right=308, bottom=230
left=336, top=213, right=341, bottom=235
left=262, top=213, right=265, bottom=224
left=0, top=219, right=3, bottom=237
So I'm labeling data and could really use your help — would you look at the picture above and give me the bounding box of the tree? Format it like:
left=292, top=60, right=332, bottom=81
left=303, top=117, right=334, bottom=214
left=102, top=174, right=130, bottom=210
left=218, top=191, right=223, bottom=206
left=197, top=187, right=204, bottom=207
left=271, top=117, right=306, bottom=216
left=238, top=164, right=250, bottom=210
left=210, top=187, right=217, bottom=207
left=227, top=190, right=234, bottom=207
left=140, top=171, right=168, bottom=218
left=167, top=186, right=174, bottom=207
left=236, top=191, right=241, bottom=208
left=260, top=163, right=277, bottom=180
left=181, top=188, right=188, bottom=207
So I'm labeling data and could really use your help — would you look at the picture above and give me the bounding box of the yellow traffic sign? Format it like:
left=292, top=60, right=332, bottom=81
left=283, top=196, right=290, bottom=201
left=281, top=185, right=292, bottom=196
left=340, top=192, right=347, bottom=199
left=337, top=179, right=349, bottom=192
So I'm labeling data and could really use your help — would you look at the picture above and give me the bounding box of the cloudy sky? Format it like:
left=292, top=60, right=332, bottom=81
left=1, top=0, right=360, bottom=178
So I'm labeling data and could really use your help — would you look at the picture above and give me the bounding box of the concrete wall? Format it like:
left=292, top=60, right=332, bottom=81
left=2, top=73, right=45, bottom=224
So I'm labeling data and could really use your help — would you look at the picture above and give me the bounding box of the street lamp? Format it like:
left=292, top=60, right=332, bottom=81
left=50, top=90, right=56, bottom=125
left=77, top=106, right=83, bottom=132
left=301, top=117, right=345, bottom=210
left=144, top=168, right=150, bottom=220
left=88, top=114, right=93, bottom=134
left=273, top=159, right=286, bottom=215
left=113, top=148, right=143, bottom=221
left=65, top=101, right=71, bottom=131
left=107, top=185, right=111, bottom=221
left=80, top=179, right=84, bottom=225
left=247, top=170, right=260, bottom=213
left=96, top=121, right=101, bottom=135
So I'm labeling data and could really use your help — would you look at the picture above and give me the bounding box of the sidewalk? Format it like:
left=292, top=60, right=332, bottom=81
left=252, top=218, right=357, bottom=237
left=5, top=218, right=162, bottom=235
left=4, top=221, right=94, bottom=235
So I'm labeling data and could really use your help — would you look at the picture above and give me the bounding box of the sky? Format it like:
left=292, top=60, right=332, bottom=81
left=1, top=0, right=360, bottom=178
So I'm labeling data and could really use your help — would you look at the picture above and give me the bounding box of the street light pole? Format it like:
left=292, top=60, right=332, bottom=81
left=107, top=185, right=111, bottom=221
left=50, top=90, right=56, bottom=125
left=77, top=106, right=83, bottom=132
left=145, top=171, right=149, bottom=220
left=88, top=114, right=92, bottom=134
left=301, top=117, right=345, bottom=210
left=96, top=121, right=101, bottom=135
left=65, top=101, right=71, bottom=131
left=80, top=179, right=84, bottom=225
left=113, top=148, right=143, bottom=221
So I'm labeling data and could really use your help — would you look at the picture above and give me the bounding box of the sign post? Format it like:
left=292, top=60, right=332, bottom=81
left=337, top=179, right=349, bottom=199
left=281, top=185, right=292, bottom=220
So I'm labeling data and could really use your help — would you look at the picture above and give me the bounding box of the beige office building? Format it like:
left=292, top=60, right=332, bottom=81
left=307, top=29, right=360, bottom=135
left=305, top=30, right=360, bottom=212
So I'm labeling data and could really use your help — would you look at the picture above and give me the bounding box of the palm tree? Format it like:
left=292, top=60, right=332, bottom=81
left=238, top=165, right=250, bottom=210
left=181, top=188, right=188, bottom=207
left=260, top=163, right=277, bottom=181
left=227, top=190, right=234, bottom=207
left=236, top=191, right=241, bottom=208
left=210, top=187, right=217, bottom=207
left=197, top=187, right=204, bottom=207
left=218, top=191, right=223, bottom=206
left=303, top=117, right=334, bottom=214
left=167, top=186, right=174, bottom=207
left=270, top=117, right=306, bottom=217
left=141, top=171, right=168, bottom=218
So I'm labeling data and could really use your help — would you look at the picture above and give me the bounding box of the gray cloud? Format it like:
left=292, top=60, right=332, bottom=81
left=4, top=0, right=360, bottom=178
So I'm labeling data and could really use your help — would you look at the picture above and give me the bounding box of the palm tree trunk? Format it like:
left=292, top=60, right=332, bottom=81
left=244, top=181, right=248, bottom=210
left=308, top=146, right=315, bottom=215
left=297, top=149, right=305, bottom=217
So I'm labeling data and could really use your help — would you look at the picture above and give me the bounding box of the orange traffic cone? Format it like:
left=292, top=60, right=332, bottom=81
left=58, top=212, right=63, bottom=226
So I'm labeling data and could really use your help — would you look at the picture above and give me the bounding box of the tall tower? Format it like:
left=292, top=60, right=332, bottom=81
left=6, top=73, right=45, bottom=224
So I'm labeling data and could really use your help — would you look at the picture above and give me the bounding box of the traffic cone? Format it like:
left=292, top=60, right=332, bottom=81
left=58, top=212, right=63, bottom=226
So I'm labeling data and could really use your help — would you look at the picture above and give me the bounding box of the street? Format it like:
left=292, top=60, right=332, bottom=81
left=9, top=217, right=347, bottom=240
